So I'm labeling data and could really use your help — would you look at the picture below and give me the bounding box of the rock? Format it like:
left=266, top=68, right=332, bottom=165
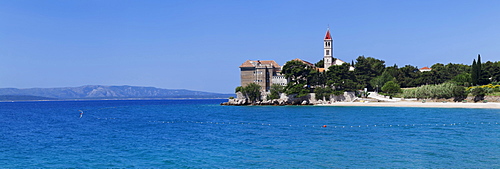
left=222, top=92, right=362, bottom=106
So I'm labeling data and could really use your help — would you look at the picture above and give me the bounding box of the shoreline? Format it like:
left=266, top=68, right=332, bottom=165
left=0, top=98, right=229, bottom=103
left=316, top=101, right=500, bottom=109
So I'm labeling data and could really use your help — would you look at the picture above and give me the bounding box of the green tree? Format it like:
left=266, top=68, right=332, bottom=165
left=452, top=73, right=472, bottom=86
left=240, top=83, right=262, bottom=103
left=315, top=59, right=324, bottom=68
left=396, top=65, right=421, bottom=87
left=327, top=63, right=357, bottom=92
left=477, top=54, right=482, bottom=84
left=493, top=61, right=500, bottom=82
left=285, top=83, right=310, bottom=97
left=370, top=71, right=394, bottom=92
left=282, top=60, right=311, bottom=85
left=282, top=60, right=313, bottom=97
left=384, top=64, right=399, bottom=78
left=429, top=63, right=447, bottom=84
left=381, top=81, right=401, bottom=97
left=267, top=84, right=284, bottom=100
left=413, top=63, right=471, bottom=86
left=483, top=61, right=500, bottom=82
left=470, top=87, right=486, bottom=102
left=416, top=71, right=436, bottom=86
left=471, top=59, right=478, bottom=85
left=471, top=54, right=487, bottom=85
left=354, top=56, right=386, bottom=89
left=307, top=69, right=326, bottom=88
left=314, top=86, right=332, bottom=101
left=452, top=85, right=467, bottom=102
left=443, top=63, right=471, bottom=80
left=235, top=86, right=243, bottom=93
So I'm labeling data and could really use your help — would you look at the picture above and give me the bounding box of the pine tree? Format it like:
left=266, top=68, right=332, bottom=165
left=477, top=54, right=483, bottom=85
left=471, top=59, right=478, bottom=85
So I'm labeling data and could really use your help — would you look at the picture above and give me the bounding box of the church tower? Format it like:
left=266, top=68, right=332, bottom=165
left=323, top=28, right=334, bottom=70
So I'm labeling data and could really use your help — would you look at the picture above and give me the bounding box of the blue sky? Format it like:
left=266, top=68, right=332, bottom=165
left=1, top=0, right=499, bottom=93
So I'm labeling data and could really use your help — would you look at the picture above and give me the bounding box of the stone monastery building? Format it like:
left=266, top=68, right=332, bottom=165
left=239, top=28, right=353, bottom=92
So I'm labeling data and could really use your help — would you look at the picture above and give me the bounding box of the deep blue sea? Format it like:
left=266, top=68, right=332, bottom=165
left=1, top=99, right=499, bottom=168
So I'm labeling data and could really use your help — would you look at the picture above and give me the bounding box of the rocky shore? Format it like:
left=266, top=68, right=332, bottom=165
left=221, top=91, right=500, bottom=108
left=220, top=92, right=357, bottom=106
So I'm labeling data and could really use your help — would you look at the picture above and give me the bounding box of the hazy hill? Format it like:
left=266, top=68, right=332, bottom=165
left=0, top=85, right=234, bottom=100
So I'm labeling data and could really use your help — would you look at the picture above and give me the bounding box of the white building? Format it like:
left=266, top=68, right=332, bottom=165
left=240, top=28, right=354, bottom=90
left=322, top=28, right=354, bottom=71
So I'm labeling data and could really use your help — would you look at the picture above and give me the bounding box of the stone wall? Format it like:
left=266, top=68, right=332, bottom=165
left=485, top=96, right=500, bottom=102
left=465, top=96, right=500, bottom=102
left=240, top=67, right=256, bottom=88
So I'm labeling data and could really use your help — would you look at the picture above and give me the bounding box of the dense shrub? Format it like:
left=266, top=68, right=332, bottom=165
left=469, top=87, right=486, bottom=102
left=466, top=84, right=498, bottom=102
left=401, top=82, right=466, bottom=101
left=267, top=84, right=284, bottom=100
left=381, top=81, right=401, bottom=98
left=381, top=81, right=401, bottom=94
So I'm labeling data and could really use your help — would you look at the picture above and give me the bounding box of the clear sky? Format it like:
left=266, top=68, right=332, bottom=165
left=1, top=0, right=499, bottom=93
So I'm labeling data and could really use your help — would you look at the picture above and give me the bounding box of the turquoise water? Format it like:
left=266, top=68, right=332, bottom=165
left=1, top=99, right=499, bottom=168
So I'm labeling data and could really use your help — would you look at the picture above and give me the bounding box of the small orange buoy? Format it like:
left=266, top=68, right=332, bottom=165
left=323, top=125, right=327, bottom=128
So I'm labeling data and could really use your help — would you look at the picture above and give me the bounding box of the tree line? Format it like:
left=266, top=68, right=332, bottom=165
left=237, top=54, right=500, bottom=102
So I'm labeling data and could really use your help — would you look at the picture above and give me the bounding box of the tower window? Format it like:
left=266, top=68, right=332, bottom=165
left=326, top=50, right=330, bottom=55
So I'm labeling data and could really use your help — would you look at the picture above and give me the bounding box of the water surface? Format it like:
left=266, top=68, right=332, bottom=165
left=1, top=100, right=498, bottom=168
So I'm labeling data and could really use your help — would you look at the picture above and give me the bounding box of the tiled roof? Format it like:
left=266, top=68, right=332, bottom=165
left=239, top=60, right=281, bottom=68
left=239, top=60, right=254, bottom=67
left=420, top=66, right=432, bottom=70
left=292, top=58, right=315, bottom=67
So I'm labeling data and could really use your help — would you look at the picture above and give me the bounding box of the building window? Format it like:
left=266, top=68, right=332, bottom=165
left=326, top=50, right=330, bottom=55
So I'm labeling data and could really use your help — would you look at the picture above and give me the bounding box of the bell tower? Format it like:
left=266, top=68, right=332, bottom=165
left=323, top=28, right=334, bottom=70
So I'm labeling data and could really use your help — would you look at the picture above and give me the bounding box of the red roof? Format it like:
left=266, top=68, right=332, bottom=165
left=292, top=58, right=314, bottom=67
left=324, top=29, right=331, bottom=40
left=239, top=60, right=281, bottom=68
left=420, top=66, right=432, bottom=70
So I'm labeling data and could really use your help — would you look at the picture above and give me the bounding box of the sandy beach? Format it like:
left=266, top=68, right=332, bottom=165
left=316, top=101, right=500, bottom=109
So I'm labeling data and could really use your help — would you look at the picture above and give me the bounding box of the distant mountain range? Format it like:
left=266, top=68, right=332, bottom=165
left=0, top=85, right=234, bottom=101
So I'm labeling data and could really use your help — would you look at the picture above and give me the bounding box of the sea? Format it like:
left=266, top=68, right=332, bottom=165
left=0, top=99, right=499, bottom=168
